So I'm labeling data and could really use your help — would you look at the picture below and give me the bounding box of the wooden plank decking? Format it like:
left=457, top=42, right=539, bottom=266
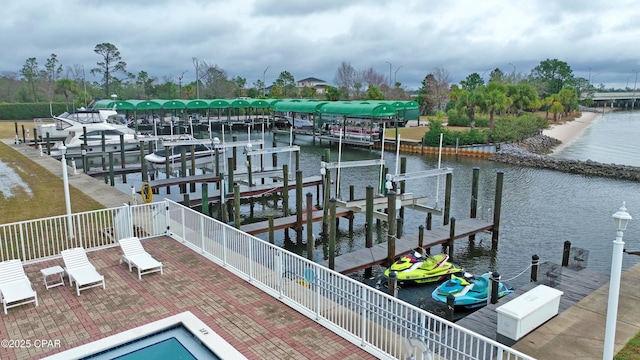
left=240, top=207, right=351, bottom=235
left=320, top=218, right=494, bottom=274
left=446, top=264, right=609, bottom=358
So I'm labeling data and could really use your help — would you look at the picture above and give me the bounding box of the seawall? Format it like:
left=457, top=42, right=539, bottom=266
left=489, top=135, right=640, bottom=182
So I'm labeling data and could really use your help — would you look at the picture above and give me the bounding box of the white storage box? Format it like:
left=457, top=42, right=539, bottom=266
left=496, top=285, right=563, bottom=341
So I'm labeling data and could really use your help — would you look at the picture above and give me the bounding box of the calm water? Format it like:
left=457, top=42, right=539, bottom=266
left=108, top=113, right=640, bottom=309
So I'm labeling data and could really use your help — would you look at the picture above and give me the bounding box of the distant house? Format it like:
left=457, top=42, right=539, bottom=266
left=297, top=77, right=328, bottom=94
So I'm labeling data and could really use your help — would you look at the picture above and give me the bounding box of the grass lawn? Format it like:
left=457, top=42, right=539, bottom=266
left=0, top=121, right=104, bottom=223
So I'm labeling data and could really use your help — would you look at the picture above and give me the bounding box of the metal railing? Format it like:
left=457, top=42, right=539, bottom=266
left=0, top=200, right=534, bottom=359
left=164, top=199, right=535, bottom=360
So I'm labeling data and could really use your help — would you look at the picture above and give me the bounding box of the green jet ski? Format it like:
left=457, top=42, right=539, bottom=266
left=384, top=251, right=463, bottom=284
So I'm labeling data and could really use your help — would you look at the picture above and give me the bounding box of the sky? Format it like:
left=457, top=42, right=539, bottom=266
left=2, top=0, right=640, bottom=91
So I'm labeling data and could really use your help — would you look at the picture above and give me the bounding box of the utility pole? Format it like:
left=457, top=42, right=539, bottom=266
left=385, top=61, right=392, bottom=87
left=263, top=65, right=271, bottom=97
left=178, top=70, right=187, bottom=99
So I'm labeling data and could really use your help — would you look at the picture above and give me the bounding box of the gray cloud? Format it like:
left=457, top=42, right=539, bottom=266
left=2, top=0, right=640, bottom=90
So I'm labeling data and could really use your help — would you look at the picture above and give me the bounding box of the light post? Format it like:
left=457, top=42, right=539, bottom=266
left=394, top=65, right=403, bottom=85
left=263, top=65, right=271, bottom=97
left=508, top=62, right=516, bottom=74
left=385, top=61, right=392, bottom=87
left=603, top=202, right=632, bottom=360
left=178, top=70, right=187, bottom=99
left=59, top=146, right=74, bottom=238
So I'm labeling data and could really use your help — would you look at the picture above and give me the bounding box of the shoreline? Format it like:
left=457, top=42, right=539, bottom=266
left=542, top=111, right=602, bottom=154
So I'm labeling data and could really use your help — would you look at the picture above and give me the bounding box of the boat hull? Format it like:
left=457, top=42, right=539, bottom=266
left=431, top=273, right=514, bottom=309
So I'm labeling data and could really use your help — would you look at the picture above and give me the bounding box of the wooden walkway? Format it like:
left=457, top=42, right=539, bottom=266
left=184, top=176, right=324, bottom=206
left=319, top=218, right=493, bottom=273
left=240, top=207, right=351, bottom=235
left=446, top=263, right=609, bottom=358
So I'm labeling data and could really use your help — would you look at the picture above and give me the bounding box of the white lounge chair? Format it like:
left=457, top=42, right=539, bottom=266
left=118, top=237, right=163, bottom=280
left=0, top=259, right=38, bottom=314
left=61, top=247, right=105, bottom=296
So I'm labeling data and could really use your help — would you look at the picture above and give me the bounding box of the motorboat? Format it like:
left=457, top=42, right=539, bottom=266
left=286, top=116, right=314, bottom=130
left=144, top=138, right=216, bottom=166
left=35, top=107, right=127, bottom=141
left=383, top=252, right=463, bottom=285
left=431, top=272, right=514, bottom=309
left=328, top=123, right=381, bottom=141
left=49, top=122, right=142, bottom=157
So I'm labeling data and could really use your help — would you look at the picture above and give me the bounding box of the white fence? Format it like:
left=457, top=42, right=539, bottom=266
left=0, top=200, right=535, bottom=359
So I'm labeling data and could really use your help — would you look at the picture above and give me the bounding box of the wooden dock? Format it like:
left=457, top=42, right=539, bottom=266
left=319, top=218, right=493, bottom=273
left=240, top=207, right=351, bottom=235
left=183, top=176, right=324, bottom=206
left=446, top=263, right=609, bottom=357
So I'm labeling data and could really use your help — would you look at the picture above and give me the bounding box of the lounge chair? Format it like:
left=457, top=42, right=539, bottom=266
left=118, top=237, right=163, bottom=280
left=0, top=259, right=38, bottom=314
left=61, top=247, right=105, bottom=296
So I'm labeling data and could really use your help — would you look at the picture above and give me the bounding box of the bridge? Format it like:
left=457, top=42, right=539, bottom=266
left=590, top=92, right=639, bottom=101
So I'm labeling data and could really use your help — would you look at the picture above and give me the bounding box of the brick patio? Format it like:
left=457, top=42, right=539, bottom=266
left=0, top=236, right=376, bottom=360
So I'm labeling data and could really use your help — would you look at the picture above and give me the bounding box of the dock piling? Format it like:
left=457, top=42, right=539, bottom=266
left=306, top=192, right=314, bottom=261
left=329, top=198, right=337, bottom=270
left=447, top=217, right=456, bottom=260
left=531, top=254, right=539, bottom=282
left=233, top=184, right=240, bottom=229
left=387, top=191, right=397, bottom=266
left=364, top=185, right=374, bottom=279
left=108, top=152, right=115, bottom=186
left=470, top=167, right=480, bottom=242
left=201, top=183, right=209, bottom=215
left=562, top=240, right=571, bottom=266
left=295, top=170, right=303, bottom=242
left=490, top=272, right=500, bottom=304
left=492, top=171, right=504, bottom=245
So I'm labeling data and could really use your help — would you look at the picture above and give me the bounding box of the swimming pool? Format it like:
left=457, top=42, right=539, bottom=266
left=43, top=312, right=247, bottom=360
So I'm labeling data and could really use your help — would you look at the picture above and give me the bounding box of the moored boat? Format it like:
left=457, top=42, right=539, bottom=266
left=383, top=252, right=463, bottom=285
left=431, top=272, right=514, bottom=309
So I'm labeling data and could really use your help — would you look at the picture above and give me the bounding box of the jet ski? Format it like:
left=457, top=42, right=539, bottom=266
left=431, top=272, right=514, bottom=309
left=383, top=252, right=463, bottom=284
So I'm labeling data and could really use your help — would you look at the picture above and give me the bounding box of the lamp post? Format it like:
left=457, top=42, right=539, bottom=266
left=508, top=62, right=516, bottom=74
left=385, top=61, right=392, bottom=87
left=60, top=146, right=74, bottom=238
left=178, top=70, right=187, bottom=99
left=603, top=202, right=632, bottom=360
left=263, top=65, right=271, bottom=97
left=394, top=65, right=403, bottom=85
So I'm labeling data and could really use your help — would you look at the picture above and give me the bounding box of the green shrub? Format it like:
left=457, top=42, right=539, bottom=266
left=0, top=103, right=67, bottom=120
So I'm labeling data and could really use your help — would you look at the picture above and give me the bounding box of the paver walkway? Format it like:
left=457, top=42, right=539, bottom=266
left=0, top=237, right=376, bottom=360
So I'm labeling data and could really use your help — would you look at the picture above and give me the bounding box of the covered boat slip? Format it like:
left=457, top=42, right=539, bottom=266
left=93, top=98, right=419, bottom=132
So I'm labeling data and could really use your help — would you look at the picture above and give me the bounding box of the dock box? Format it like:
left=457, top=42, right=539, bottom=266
left=496, top=285, right=563, bottom=341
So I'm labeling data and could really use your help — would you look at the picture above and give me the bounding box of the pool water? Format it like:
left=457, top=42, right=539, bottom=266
left=85, top=326, right=220, bottom=360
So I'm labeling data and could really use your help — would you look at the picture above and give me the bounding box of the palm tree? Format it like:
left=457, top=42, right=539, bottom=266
left=481, top=83, right=511, bottom=130
left=55, top=79, right=79, bottom=110
left=453, top=87, right=483, bottom=128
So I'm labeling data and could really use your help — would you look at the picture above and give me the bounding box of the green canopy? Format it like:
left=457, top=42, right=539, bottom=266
left=187, top=99, right=210, bottom=109
left=319, top=101, right=396, bottom=117
left=158, top=99, right=188, bottom=110
left=208, top=99, right=231, bottom=109
left=274, top=101, right=327, bottom=113
left=231, top=99, right=251, bottom=108
left=250, top=99, right=271, bottom=109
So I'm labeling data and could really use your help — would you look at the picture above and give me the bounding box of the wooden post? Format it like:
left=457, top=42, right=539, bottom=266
left=562, top=240, right=571, bottom=266
left=120, top=134, right=126, bottom=168
left=180, top=147, right=187, bottom=193
left=387, top=270, right=398, bottom=298
left=227, top=157, right=234, bottom=189
left=491, top=171, right=504, bottom=245
left=183, top=193, right=190, bottom=208
left=329, top=198, right=337, bottom=270
left=295, top=151, right=300, bottom=171
left=418, top=224, right=425, bottom=251
left=426, top=212, right=432, bottom=230
left=46, top=133, right=51, bottom=155
left=272, top=137, right=278, bottom=168
left=201, top=183, right=209, bottom=215
left=108, top=152, right=115, bottom=186
left=469, top=167, right=480, bottom=242
left=447, top=217, right=456, bottom=260
left=295, top=170, right=303, bottom=242
left=232, top=135, right=238, bottom=170
left=364, top=185, right=374, bottom=279
left=387, top=191, right=397, bottom=266
left=282, top=164, right=289, bottom=241
left=215, top=146, right=220, bottom=177
left=399, top=157, right=407, bottom=220
left=190, top=145, right=196, bottom=192
left=531, top=254, right=539, bottom=282
left=348, top=184, right=355, bottom=236
left=322, top=149, right=331, bottom=240
left=397, top=218, right=403, bottom=239
left=247, top=152, right=253, bottom=186
left=234, top=184, right=241, bottom=229
left=443, top=173, right=452, bottom=225
left=490, top=272, right=500, bottom=304
left=101, top=131, right=106, bottom=170
left=81, top=144, right=87, bottom=173
left=306, top=192, right=314, bottom=261
left=140, top=144, right=148, bottom=182
left=446, top=295, right=455, bottom=321
left=220, top=173, right=228, bottom=223
left=268, top=216, right=275, bottom=244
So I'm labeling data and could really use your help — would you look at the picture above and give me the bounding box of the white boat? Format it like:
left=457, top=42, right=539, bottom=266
left=144, top=139, right=216, bottom=166
left=49, top=123, right=143, bottom=157
left=35, top=107, right=127, bottom=141
left=285, top=116, right=314, bottom=130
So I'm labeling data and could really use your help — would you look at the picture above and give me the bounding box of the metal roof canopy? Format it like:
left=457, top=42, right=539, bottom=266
left=319, top=101, right=397, bottom=117
left=274, top=101, right=327, bottom=113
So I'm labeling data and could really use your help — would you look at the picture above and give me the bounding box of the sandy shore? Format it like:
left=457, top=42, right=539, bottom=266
left=542, top=111, right=601, bottom=154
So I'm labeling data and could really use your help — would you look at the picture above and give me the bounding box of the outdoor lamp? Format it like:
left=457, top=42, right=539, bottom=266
left=603, top=201, right=632, bottom=360
left=613, top=202, right=632, bottom=231
left=320, top=162, right=326, bottom=176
